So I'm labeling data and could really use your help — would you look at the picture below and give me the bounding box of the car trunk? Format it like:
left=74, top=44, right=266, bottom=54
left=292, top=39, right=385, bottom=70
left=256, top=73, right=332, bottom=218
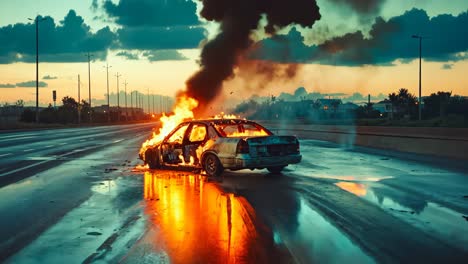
left=246, top=136, right=299, bottom=157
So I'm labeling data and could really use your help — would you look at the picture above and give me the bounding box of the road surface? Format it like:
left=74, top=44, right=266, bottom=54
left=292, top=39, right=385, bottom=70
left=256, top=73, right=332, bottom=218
left=0, top=123, right=467, bottom=263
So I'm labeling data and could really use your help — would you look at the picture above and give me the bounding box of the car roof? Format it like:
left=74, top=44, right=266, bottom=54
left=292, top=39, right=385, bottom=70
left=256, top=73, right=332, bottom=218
left=182, top=118, right=254, bottom=125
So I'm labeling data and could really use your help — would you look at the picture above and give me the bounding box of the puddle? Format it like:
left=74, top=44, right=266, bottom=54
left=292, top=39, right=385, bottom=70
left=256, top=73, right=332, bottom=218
left=299, top=172, right=393, bottom=182
left=336, top=182, right=468, bottom=251
left=275, top=198, right=375, bottom=264
left=91, top=180, right=117, bottom=194
left=140, top=171, right=281, bottom=263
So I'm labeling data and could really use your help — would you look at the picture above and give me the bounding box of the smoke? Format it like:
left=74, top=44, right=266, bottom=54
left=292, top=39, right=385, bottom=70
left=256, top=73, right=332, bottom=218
left=326, top=0, right=387, bottom=14
left=185, top=0, right=321, bottom=115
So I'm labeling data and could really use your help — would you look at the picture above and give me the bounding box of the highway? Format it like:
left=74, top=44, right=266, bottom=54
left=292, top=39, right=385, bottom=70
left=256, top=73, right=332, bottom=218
left=0, top=123, right=467, bottom=263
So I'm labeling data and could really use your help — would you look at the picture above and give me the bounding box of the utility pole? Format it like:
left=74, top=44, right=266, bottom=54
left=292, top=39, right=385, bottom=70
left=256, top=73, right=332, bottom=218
left=152, top=94, right=155, bottom=116
left=412, top=35, right=424, bottom=121
left=124, top=80, right=128, bottom=121
left=28, top=15, right=47, bottom=123
left=115, top=72, right=122, bottom=121
left=147, top=88, right=150, bottom=117
left=78, top=74, right=81, bottom=124
left=86, top=52, right=94, bottom=123
left=130, top=90, right=133, bottom=120
left=104, top=63, right=112, bottom=122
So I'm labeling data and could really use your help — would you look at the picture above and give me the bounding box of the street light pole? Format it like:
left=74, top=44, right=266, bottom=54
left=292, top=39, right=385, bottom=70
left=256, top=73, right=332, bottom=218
left=115, top=72, right=122, bottom=121
left=28, top=16, right=47, bottom=123
left=124, top=80, right=128, bottom=121
left=104, top=63, right=112, bottom=122
left=86, top=52, right=94, bottom=123
left=412, top=35, right=423, bottom=121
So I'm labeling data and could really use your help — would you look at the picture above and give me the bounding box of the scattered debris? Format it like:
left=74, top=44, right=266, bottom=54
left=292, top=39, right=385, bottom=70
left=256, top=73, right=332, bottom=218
left=463, top=195, right=468, bottom=199
left=463, top=216, right=468, bottom=221
left=389, top=208, right=415, bottom=214
left=86, top=232, right=102, bottom=236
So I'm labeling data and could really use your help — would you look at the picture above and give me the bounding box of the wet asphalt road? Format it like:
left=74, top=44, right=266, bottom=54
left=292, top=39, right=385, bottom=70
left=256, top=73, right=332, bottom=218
left=0, top=123, right=467, bottom=263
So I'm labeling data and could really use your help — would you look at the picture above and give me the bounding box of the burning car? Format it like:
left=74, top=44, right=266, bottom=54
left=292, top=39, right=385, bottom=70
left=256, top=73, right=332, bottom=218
left=140, top=118, right=301, bottom=177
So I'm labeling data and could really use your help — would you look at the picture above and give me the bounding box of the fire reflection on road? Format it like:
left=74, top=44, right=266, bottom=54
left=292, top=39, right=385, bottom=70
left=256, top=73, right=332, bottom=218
left=142, top=171, right=276, bottom=263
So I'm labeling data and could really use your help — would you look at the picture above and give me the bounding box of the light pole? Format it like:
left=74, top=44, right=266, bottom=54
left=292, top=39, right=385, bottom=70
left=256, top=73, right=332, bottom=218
left=104, top=63, right=112, bottom=122
left=124, top=80, right=128, bottom=121
left=78, top=74, right=81, bottom=124
left=412, top=35, right=423, bottom=121
left=28, top=15, right=47, bottom=123
left=115, top=72, right=122, bottom=121
left=86, top=52, right=94, bottom=123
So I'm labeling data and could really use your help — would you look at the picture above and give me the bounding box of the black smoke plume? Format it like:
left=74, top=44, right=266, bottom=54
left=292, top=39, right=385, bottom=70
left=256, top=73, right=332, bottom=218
left=185, top=0, right=321, bottom=114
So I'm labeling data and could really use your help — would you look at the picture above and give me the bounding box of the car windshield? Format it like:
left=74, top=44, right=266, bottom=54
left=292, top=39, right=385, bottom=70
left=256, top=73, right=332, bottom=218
left=214, top=121, right=272, bottom=137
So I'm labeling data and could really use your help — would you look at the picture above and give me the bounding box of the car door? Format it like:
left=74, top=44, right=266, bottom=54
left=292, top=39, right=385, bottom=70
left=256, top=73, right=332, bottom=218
left=183, top=123, right=208, bottom=165
left=161, top=123, right=190, bottom=165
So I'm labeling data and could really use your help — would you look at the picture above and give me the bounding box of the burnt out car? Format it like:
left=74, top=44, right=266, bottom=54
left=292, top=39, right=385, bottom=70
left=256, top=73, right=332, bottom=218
left=141, top=119, right=301, bottom=177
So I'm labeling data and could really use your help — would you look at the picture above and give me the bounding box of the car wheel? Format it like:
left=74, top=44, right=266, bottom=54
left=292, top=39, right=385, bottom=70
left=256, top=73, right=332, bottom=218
left=203, top=154, right=224, bottom=177
left=267, top=166, right=285, bottom=174
left=145, top=149, right=161, bottom=169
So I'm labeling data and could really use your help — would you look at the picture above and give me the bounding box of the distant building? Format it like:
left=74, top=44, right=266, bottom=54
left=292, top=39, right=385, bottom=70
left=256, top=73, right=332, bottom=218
left=373, top=99, right=392, bottom=114
left=315, top=99, right=342, bottom=112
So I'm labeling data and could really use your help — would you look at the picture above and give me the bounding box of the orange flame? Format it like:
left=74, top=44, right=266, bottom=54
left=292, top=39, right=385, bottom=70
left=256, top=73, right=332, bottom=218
left=140, top=95, right=198, bottom=157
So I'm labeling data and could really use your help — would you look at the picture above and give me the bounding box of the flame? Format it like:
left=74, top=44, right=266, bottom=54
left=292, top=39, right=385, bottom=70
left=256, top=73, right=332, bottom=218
left=226, top=129, right=269, bottom=138
left=140, top=95, right=198, bottom=157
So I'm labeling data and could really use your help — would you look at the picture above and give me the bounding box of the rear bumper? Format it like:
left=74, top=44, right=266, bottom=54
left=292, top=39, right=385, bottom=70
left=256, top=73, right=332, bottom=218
left=221, top=154, right=302, bottom=170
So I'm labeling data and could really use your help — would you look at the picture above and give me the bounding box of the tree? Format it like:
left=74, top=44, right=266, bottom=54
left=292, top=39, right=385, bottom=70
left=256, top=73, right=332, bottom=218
left=424, top=91, right=452, bottom=118
left=15, top=99, right=24, bottom=107
left=57, top=96, right=79, bottom=123
left=388, top=92, right=399, bottom=119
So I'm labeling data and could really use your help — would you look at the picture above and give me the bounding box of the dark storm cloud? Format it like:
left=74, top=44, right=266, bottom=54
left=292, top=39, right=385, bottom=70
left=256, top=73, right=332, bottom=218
left=43, top=75, right=58, bottom=80
left=103, top=0, right=200, bottom=27
left=142, top=50, right=188, bottom=62
left=251, top=9, right=468, bottom=66
left=326, top=0, right=386, bottom=14
left=0, top=10, right=115, bottom=64
left=116, top=51, right=139, bottom=60
left=116, top=26, right=205, bottom=50
left=0, top=83, right=16, bottom=88
left=16, top=81, right=48, bottom=87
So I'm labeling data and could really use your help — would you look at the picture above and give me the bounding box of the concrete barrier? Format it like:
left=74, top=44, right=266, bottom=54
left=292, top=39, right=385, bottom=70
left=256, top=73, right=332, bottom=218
left=266, top=123, right=468, bottom=161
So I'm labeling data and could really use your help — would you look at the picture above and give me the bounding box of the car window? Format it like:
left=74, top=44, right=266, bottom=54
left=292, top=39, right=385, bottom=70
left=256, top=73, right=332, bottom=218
left=166, top=124, right=189, bottom=144
left=189, top=124, right=207, bottom=142
left=215, top=122, right=272, bottom=137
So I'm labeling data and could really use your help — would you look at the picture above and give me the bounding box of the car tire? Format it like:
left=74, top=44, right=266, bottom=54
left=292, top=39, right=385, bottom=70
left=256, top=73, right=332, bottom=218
left=203, top=154, right=224, bottom=177
left=267, top=166, right=285, bottom=174
left=145, top=148, right=161, bottom=169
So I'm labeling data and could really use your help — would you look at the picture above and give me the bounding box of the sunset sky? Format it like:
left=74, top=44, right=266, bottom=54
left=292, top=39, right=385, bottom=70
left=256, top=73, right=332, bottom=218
left=0, top=0, right=467, bottom=107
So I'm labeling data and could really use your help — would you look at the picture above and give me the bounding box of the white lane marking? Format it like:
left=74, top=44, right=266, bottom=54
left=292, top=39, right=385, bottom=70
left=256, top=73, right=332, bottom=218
left=0, top=133, right=35, bottom=139
left=113, top=139, right=124, bottom=143
left=0, top=145, right=101, bottom=178
left=23, top=149, right=35, bottom=152
left=0, top=153, right=12, bottom=158
left=0, top=136, right=37, bottom=143
left=79, top=139, right=86, bottom=142
left=45, top=145, right=55, bottom=148
left=59, top=143, right=67, bottom=146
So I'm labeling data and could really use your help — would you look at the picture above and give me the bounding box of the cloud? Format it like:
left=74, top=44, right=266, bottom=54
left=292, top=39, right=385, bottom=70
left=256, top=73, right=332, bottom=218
left=250, top=9, right=468, bottom=66
left=102, top=0, right=200, bottom=27
left=116, top=51, right=139, bottom=60
left=116, top=25, right=206, bottom=50
left=0, top=83, right=16, bottom=88
left=16, top=81, right=48, bottom=87
left=0, top=10, right=115, bottom=64
left=441, top=63, right=453, bottom=70
left=142, top=50, right=188, bottom=62
left=326, top=0, right=387, bottom=15
left=43, top=75, right=58, bottom=80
